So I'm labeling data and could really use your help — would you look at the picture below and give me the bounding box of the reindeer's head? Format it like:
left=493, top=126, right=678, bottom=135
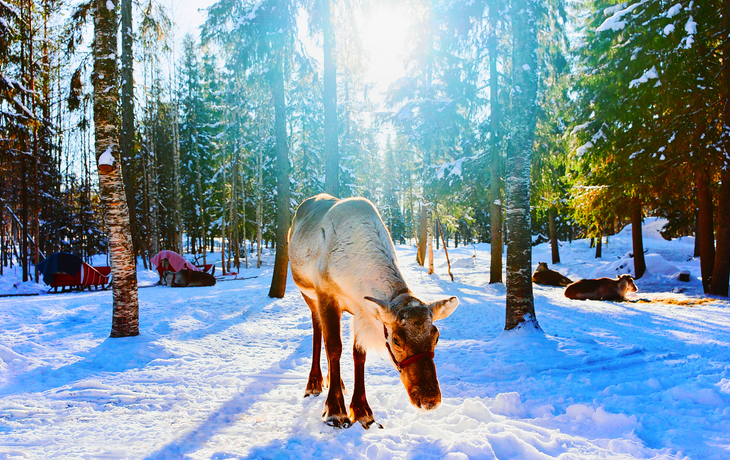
left=618, top=274, right=638, bottom=293
left=161, top=258, right=171, bottom=270
left=163, top=269, right=188, bottom=287
left=365, top=294, right=459, bottom=412
left=536, top=262, right=549, bottom=272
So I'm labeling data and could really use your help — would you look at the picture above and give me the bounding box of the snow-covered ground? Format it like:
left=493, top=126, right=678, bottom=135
left=1, top=218, right=729, bottom=459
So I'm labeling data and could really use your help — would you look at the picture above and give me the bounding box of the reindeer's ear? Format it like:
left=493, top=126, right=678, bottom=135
left=364, top=296, right=396, bottom=323
left=429, top=296, right=459, bottom=321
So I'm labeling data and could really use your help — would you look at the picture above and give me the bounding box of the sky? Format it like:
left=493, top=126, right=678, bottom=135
left=170, top=0, right=412, bottom=110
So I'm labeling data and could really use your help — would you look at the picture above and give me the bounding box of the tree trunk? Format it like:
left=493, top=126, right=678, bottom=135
left=488, top=1, right=503, bottom=285
left=694, top=212, right=700, bottom=258
left=257, top=129, right=263, bottom=269
left=93, top=0, right=139, bottom=338
left=268, top=59, right=290, bottom=298
left=230, top=153, right=239, bottom=270
left=323, top=0, right=339, bottom=197
left=427, top=206, right=434, bottom=275
left=194, top=140, right=206, bottom=265
left=595, top=232, right=602, bottom=259
left=28, top=0, right=40, bottom=283
left=631, top=202, right=646, bottom=279
left=437, top=216, right=453, bottom=281
left=417, top=203, right=427, bottom=266
left=696, top=169, right=715, bottom=292
left=120, top=0, right=138, bottom=260
left=504, top=0, right=538, bottom=331
left=710, top=168, right=730, bottom=296
left=221, top=154, right=228, bottom=275
left=549, top=207, right=560, bottom=264
left=710, top=7, right=730, bottom=296
left=240, top=157, right=248, bottom=270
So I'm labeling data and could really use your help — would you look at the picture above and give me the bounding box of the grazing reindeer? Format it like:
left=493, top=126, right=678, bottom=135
left=532, top=262, right=573, bottom=287
left=288, top=194, right=459, bottom=429
left=564, top=274, right=637, bottom=301
left=163, top=269, right=217, bottom=287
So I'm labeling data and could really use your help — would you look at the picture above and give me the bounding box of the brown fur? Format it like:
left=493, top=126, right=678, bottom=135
left=532, top=262, right=573, bottom=287
left=163, top=269, right=216, bottom=287
left=564, top=274, right=637, bottom=301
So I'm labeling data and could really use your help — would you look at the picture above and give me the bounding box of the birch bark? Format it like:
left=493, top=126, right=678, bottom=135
left=93, top=0, right=139, bottom=337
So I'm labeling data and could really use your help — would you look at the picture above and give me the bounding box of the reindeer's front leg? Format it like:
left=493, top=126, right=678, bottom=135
left=317, top=292, right=350, bottom=428
left=349, top=344, right=381, bottom=429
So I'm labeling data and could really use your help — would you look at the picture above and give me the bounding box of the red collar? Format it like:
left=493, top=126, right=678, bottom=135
left=383, top=324, right=434, bottom=372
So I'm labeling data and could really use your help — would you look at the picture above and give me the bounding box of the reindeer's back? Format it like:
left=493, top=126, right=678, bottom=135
left=533, top=269, right=572, bottom=287
left=289, top=194, right=405, bottom=302
left=289, top=194, right=339, bottom=282
left=564, top=277, right=623, bottom=300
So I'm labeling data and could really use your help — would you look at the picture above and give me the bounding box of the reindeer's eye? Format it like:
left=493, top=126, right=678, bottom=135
left=393, top=337, right=401, bottom=347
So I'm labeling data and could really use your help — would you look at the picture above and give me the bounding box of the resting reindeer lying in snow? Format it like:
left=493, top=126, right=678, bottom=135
left=162, top=268, right=216, bottom=287
left=288, top=194, right=459, bottom=429
left=564, top=274, right=637, bottom=301
left=532, top=262, right=573, bottom=287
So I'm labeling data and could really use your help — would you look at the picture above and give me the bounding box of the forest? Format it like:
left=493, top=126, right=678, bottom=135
left=1, top=0, right=728, bottom=311
left=2, top=1, right=730, bottom=456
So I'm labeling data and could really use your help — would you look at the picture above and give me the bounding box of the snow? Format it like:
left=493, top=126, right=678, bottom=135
left=97, top=146, right=115, bottom=167
left=629, top=66, right=659, bottom=89
left=665, top=3, right=682, bottom=18
left=597, top=1, right=647, bottom=33
left=1, top=219, right=729, bottom=459
left=681, top=16, right=697, bottom=49
left=571, top=121, right=590, bottom=135
left=576, top=140, right=593, bottom=156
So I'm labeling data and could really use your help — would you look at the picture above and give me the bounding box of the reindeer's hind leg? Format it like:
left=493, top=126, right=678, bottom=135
left=317, top=291, right=350, bottom=428
left=303, top=295, right=323, bottom=397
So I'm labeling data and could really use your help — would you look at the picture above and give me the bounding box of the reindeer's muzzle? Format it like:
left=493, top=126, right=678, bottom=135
left=402, top=360, right=442, bottom=412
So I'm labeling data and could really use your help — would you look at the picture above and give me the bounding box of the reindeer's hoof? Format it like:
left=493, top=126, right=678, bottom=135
left=359, top=418, right=383, bottom=430
left=304, top=385, right=322, bottom=397
left=349, top=406, right=381, bottom=429
left=324, top=413, right=352, bottom=429
left=305, top=375, right=323, bottom=397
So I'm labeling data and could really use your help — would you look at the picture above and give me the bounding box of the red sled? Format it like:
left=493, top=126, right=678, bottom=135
left=37, top=253, right=112, bottom=293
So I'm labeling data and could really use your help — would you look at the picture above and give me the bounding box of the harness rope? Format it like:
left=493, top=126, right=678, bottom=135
left=383, top=324, right=434, bottom=372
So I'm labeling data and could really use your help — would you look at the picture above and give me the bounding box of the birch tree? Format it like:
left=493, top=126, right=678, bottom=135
left=93, top=0, right=139, bottom=337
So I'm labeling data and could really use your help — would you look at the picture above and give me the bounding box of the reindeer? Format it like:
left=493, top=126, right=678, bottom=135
left=532, top=262, right=573, bottom=287
left=288, top=194, right=459, bottom=429
left=162, top=268, right=216, bottom=287
left=564, top=274, right=637, bottom=301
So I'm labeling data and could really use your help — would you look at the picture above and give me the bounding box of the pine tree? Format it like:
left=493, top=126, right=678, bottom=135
left=504, top=0, right=538, bottom=330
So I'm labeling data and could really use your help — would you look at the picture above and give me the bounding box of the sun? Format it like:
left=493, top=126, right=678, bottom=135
left=358, top=4, right=414, bottom=105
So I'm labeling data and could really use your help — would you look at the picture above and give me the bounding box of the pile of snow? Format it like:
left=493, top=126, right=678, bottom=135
left=447, top=257, right=476, bottom=269
left=607, top=252, right=680, bottom=278
left=616, top=217, right=670, bottom=241
left=0, top=266, right=48, bottom=295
